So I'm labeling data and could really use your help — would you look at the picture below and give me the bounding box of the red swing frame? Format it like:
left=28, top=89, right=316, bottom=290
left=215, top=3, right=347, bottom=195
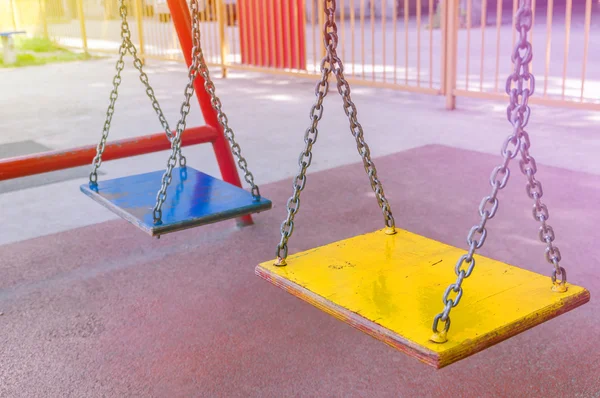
left=0, top=0, right=253, bottom=226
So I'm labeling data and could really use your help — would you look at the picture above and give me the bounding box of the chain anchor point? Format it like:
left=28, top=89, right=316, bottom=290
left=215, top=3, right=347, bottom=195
left=552, top=282, right=568, bottom=293
left=430, top=331, right=448, bottom=344
left=274, top=257, right=287, bottom=267
left=384, top=227, right=397, bottom=236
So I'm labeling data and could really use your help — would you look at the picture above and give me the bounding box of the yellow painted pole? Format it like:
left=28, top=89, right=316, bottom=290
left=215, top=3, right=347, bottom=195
left=445, top=0, right=458, bottom=110
left=561, top=0, right=572, bottom=99
left=318, top=0, right=325, bottom=58
left=580, top=0, right=592, bottom=101
left=9, top=0, right=18, bottom=30
left=439, top=0, right=447, bottom=95
left=543, top=0, right=553, bottom=96
left=216, top=0, right=228, bottom=77
left=75, top=0, right=88, bottom=54
left=133, top=0, right=145, bottom=62
left=40, top=0, right=49, bottom=39
left=479, top=0, right=487, bottom=91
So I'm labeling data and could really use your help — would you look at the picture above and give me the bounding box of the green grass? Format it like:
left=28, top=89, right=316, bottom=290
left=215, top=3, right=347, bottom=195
left=0, top=51, right=92, bottom=67
left=0, top=37, right=96, bottom=68
left=16, top=37, right=67, bottom=53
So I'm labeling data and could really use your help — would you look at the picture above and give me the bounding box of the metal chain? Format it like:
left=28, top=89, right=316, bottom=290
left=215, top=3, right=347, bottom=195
left=89, top=0, right=184, bottom=185
left=274, top=0, right=395, bottom=265
left=513, top=7, right=566, bottom=290
left=519, top=133, right=566, bottom=287
left=152, top=0, right=203, bottom=222
left=89, top=7, right=129, bottom=184
left=151, top=0, right=262, bottom=223
left=128, top=37, right=186, bottom=166
left=195, top=44, right=261, bottom=199
left=329, top=23, right=395, bottom=230
left=431, top=0, right=565, bottom=340
left=273, top=44, right=332, bottom=264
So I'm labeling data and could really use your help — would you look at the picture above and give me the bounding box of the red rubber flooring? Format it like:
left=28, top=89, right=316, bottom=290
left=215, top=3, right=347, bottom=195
left=1, top=145, right=598, bottom=397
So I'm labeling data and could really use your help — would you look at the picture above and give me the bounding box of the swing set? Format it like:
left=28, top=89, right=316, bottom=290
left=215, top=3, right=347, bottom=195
left=0, top=0, right=590, bottom=370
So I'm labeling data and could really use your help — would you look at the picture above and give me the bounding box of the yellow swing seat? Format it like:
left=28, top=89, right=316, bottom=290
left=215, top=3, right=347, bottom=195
left=256, top=228, right=590, bottom=369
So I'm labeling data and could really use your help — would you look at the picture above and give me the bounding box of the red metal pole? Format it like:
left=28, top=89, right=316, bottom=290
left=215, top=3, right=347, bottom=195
left=167, top=0, right=253, bottom=226
left=0, top=126, right=218, bottom=181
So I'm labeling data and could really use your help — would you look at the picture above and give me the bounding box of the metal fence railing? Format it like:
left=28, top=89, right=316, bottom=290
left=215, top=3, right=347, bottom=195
left=452, top=0, right=599, bottom=111
left=3, top=0, right=599, bottom=110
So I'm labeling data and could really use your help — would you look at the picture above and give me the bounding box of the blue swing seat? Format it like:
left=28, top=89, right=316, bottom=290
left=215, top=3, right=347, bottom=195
left=80, top=167, right=272, bottom=236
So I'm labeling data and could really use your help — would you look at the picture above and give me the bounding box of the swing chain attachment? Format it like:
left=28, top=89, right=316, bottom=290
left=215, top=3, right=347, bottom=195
left=431, top=0, right=565, bottom=342
left=273, top=5, right=334, bottom=265
left=89, top=0, right=184, bottom=185
left=329, top=14, right=395, bottom=233
left=152, top=0, right=262, bottom=223
left=195, top=26, right=261, bottom=200
left=153, top=0, right=203, bottom=223
left=128, top=32, right=186, bottom=166
left=505, top=0, right=566, bottom=291
left=274, top=0, right=395, bottom=266
left=89, top=31, right=127, bottom=184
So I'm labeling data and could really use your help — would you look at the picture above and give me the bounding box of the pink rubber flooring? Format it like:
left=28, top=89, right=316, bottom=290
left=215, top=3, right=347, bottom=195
left=1, top=145, right=598, bottom=397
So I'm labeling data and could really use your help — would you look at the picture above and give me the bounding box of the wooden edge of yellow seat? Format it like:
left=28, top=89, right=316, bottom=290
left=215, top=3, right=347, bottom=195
left=255, top=265, right=590, bottom=369
left=436, top=286, right=590, bottom=367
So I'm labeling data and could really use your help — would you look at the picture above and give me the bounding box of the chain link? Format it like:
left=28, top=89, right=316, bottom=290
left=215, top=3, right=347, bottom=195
left=128, top=36, right=186, bottom=166
left=89, top=1, right=184, bottom=184
left=89, top=5, right=129, bottom=184
left=152, top=0, right=203, bottom=222
left=509, top=1, right=563, bottom=286
left=519, top=130, right=566, bottom=287
left=330, top=31, right=395, bottom=230
left=151, top=0, right=262, bottom=223
left=195, top=38, right=261, bottom=199
left=432, top=0, right=565, bottom=339
left=274, top=0, right=395, bottom=265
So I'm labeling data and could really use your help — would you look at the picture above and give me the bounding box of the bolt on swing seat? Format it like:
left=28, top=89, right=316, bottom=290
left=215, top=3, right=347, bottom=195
left=82, top=0, right=271, bottom=236
left=256, top=0, right=589, bottom=369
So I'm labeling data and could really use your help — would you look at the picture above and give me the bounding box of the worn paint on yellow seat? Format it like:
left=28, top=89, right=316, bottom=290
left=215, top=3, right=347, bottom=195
left=255, top=228, right=590, bottom=368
